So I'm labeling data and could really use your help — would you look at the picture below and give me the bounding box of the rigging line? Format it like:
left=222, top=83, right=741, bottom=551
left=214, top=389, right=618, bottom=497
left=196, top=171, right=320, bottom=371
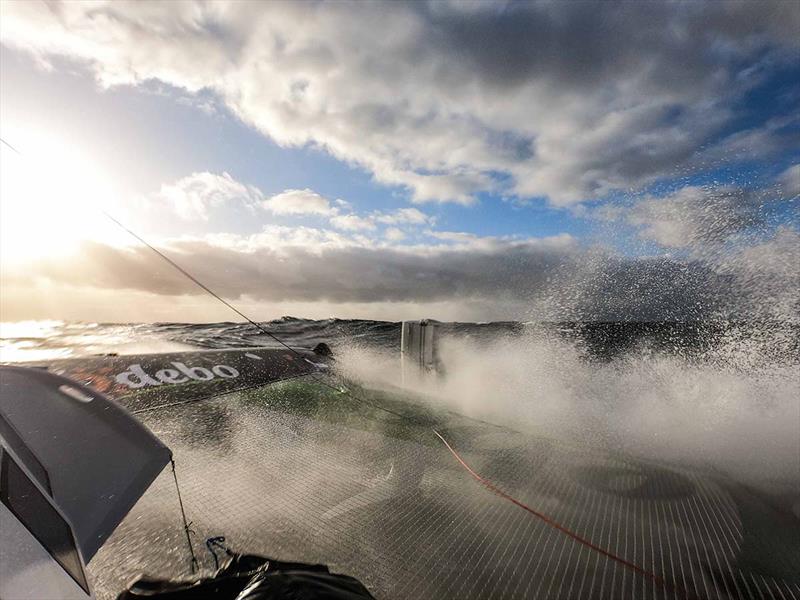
left=431, top=429, right=692, bottom=600
left=2, top=135, right=459, bottom=426
left=103, top=211, right=376, bottom=413
left=170, top=458, right=199, bottom=574
left=105, top=219, right=408, bottom=418
left=1, top=136, right=21, bottom=154
left=4, top=134, right=198, bottom=576
left=102, top=205, right=417, bottom=421
left=102, top=209, right=309, bottom=361
left=5, top=142, right=677, bottom=596
left=4, top=133, right=280, bottom=356
left=104, top=209, right=685, bottom=598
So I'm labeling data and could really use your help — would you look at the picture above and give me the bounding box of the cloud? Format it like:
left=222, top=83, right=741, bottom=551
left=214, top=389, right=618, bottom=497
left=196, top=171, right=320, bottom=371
left=384, top=227, right=405, bottom=242
left=262, top=188, right=335, bottom=216
left=625, top=185, right=766, bottom=249
left=374, top=208, right=432, bottom=226
left=777, top=163, right=800, bottom=198
left=3, top=230, right=576, bottom=305
left=146, top=172, right=437, bottom=236
left=329, top=214, right=376, bottom=231
left=330, top=207, right=434, bottom=231
left=591, top=172, right=798, bottom=254
left=259, top=188, right=435, bottom=231
left=696, top=115, right=800, bottom=169
left=429, top=231, right=479, bottom=243
left=2, top=1, right=797, bottom=204
left=156, top=171, right=261, bottom=220
left=5, top=222, right=796, bottom=322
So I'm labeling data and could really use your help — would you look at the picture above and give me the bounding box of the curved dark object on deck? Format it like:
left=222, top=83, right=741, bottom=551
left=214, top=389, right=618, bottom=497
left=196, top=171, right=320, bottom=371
left=117, top=553, right=375, bottom=600
left=313, top=342, right=334, bottom=358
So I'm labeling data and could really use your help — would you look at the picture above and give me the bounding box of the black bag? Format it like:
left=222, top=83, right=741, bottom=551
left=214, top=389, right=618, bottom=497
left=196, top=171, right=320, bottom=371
left=117, top=553, right=375, bottom=600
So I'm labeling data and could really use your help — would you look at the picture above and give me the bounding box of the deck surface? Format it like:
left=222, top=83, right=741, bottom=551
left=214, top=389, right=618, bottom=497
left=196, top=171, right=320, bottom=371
left=88, top=378, right=800, bottom=600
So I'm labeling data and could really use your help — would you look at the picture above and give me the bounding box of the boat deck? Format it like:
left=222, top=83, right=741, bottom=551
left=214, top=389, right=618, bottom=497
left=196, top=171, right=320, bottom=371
left=88, top=378, right=800, bottom=599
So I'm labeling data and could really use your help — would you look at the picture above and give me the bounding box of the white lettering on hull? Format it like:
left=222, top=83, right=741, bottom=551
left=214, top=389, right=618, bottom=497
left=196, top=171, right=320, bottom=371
left=115, top=362, right=240, bottom=389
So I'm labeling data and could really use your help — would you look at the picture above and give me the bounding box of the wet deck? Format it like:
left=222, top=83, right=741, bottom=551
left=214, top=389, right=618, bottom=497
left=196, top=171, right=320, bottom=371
left=88, top=378, right=800, bottom=599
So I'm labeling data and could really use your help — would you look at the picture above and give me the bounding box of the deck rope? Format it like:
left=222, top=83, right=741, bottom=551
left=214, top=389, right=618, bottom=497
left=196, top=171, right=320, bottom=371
left=431, top=429, right=691, bottom=599
left=170, top=459, right=199, bottom=574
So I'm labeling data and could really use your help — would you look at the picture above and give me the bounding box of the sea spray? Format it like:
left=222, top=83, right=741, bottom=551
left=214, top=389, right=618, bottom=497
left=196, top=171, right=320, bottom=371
left=334, top=322, right=800, bottom=496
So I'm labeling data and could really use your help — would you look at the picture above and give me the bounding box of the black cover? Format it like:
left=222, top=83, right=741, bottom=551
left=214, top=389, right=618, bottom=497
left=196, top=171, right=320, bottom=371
left=117, top=553, right=375, bottom=600
left=0, top=366, right=171, bottom=561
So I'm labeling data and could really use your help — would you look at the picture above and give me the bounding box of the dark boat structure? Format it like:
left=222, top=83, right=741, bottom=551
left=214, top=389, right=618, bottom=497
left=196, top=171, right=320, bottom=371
left=0, top=364, right=170, bottom=599
left=2, top=330, right=799, bottom=599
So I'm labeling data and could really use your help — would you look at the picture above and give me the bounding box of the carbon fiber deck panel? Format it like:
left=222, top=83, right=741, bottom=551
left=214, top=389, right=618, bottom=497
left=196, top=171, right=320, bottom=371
left=88, top=379, right=799, bottom=599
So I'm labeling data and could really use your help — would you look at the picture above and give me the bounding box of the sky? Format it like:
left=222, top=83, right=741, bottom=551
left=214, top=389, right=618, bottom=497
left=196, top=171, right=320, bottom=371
left=0, top=0, right=798, bottom=323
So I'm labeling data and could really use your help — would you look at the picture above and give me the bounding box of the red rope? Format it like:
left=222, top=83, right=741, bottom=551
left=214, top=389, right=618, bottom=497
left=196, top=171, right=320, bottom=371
left=432, top=429, right=692, bottom=600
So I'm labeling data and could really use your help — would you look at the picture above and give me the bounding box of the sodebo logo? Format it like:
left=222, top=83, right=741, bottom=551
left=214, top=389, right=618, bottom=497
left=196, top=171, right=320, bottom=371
left=115, top=362, right=240, bottom=389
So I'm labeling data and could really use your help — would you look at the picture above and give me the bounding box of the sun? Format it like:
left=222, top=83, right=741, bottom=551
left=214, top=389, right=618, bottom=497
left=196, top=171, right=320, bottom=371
left=0, top=130, right=126, bottom=265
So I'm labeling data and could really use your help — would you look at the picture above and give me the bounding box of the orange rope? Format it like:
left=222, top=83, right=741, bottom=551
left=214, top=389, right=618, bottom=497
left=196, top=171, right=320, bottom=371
left=432, top=429, right=692, bottom=600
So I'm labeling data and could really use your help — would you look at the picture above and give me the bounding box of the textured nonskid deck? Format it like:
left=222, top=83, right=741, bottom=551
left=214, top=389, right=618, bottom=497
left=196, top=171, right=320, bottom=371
left=88, top=380, right=800, bottom=599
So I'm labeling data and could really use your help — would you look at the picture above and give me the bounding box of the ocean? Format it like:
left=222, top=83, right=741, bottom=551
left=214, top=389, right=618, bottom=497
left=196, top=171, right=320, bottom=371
left=2, top=317, right=797, bottom=363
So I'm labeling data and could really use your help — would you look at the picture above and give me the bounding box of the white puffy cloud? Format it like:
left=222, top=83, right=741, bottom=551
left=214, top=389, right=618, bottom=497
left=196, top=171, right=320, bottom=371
left=3, top=1, right=797, bottom=205
left=156, top=171, right=261, bottom=220
left=374, top=208, right=432, bottom=226
left=259, top=188, right=434, bottom=231
left=329, top=214, right=376, bottom=231
left=149, top=172, right=436, bottom=235
left=203, top=225, right=359, bottom=254
left=262, top=188, right=336, bottom=216
left=329, top=206, right=435, bottom=231
left=385, top=227, right=406, bottom=242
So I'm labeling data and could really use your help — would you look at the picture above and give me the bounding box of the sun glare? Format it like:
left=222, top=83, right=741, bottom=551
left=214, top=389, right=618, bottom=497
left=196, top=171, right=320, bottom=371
left=1, top=130, right=126, bottom=264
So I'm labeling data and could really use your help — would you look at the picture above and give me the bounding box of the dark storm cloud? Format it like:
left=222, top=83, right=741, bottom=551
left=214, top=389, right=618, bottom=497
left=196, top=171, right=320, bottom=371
left=17, top=237, right=574, bottom=304
left=9, top=229, right=796, bottom=321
